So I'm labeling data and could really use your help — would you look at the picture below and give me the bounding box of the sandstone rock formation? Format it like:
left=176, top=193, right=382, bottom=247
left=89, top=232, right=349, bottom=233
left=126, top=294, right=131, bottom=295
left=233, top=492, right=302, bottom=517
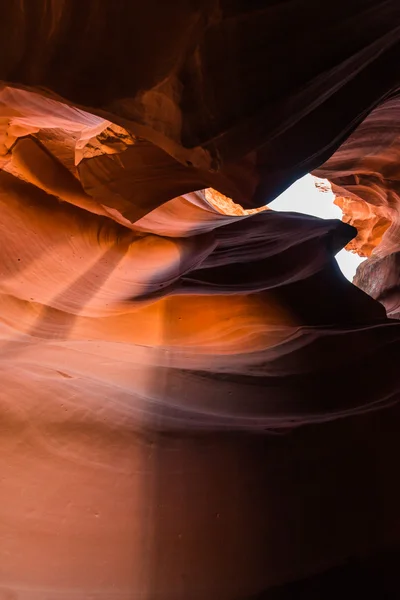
left=313, top=87, right=400, bottom=317
left=1, top=1, right=400, bottom=599
left=314, top=95, right=400, bottom=259
left=353, top=253, right=400, bottom=319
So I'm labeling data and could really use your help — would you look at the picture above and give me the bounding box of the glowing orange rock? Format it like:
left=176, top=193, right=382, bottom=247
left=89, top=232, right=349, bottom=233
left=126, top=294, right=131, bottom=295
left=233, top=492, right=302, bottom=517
left=334, top=194, right=391, bottom=257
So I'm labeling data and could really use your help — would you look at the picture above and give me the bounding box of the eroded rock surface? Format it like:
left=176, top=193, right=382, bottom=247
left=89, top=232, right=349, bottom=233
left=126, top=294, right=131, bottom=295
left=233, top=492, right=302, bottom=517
left=315, top=95, right=400, bottom=258
left=1, top=1, right=400, bottom=599
left=354, top=253, right=400, bottom=319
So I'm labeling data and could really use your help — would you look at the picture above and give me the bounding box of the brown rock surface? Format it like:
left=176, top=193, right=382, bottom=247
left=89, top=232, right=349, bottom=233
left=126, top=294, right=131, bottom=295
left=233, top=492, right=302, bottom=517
left=333, top=195, right=391, bottom=257
left=0, top=2, right=400, bottom=599
left=315, top=95, right=400, bottom=259
left=354, top=252, right=400, bottom=319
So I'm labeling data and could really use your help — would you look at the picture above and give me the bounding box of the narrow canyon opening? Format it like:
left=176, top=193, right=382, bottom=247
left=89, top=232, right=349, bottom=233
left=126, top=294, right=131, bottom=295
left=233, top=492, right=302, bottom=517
left=269, top=175, right=367, bottom=282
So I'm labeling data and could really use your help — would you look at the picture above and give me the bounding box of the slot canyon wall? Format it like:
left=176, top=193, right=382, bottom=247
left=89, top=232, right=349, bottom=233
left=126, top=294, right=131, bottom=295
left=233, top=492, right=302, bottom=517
left=1, top=1, right=400, bottom=599
left=314, top=94, right=400, bottom=319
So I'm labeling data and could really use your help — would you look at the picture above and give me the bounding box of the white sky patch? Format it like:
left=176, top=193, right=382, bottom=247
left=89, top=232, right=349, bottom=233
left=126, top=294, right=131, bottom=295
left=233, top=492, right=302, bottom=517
left=268, top=174, right=366, bottom=281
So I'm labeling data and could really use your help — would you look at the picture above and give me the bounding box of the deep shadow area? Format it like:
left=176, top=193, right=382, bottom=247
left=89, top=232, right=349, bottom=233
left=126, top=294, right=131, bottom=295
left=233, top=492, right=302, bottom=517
left=251, top=546, right=400, bottom=599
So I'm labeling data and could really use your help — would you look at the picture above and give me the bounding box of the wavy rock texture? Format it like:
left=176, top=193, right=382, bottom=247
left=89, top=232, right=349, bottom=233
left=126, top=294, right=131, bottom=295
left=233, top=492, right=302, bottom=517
left=314, top=95, right=400, bottom=258
left=1, top=1, right=400, bottom=599
left=314, top=91, right=400, bottom=318
left=353, top=253, right=400, bottom=319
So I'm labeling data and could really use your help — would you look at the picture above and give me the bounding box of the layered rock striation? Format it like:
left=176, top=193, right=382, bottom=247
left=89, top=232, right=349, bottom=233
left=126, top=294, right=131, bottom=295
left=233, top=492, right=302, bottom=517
left=1, top=1, right=400, bottom=598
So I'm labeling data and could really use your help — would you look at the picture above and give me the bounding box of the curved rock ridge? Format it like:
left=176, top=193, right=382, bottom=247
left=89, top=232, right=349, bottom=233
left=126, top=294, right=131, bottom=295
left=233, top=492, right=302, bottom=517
left=0, top=83, right=397, bottom=432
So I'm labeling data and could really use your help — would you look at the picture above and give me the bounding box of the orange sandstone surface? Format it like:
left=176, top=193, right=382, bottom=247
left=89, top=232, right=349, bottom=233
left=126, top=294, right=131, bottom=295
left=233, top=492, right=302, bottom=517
left=0, top=2, right=400, bottom=598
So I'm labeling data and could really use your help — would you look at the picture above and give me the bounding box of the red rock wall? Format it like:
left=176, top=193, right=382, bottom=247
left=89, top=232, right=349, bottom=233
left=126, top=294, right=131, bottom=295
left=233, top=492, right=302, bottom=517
left=315, top=96, right=400, bottom=259
left=0, top=1, right=399, bottom=598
